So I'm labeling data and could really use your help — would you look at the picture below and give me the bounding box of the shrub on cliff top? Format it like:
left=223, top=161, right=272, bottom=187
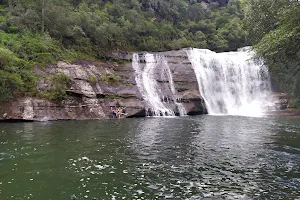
left=0, top=70, right=23, bottom=102
left=88, top=75, right=97, bottom=84
left=0, top=47, right=15, bottom=68
left=40, top=73, right=71, bottom=101
left=0, top=31, right=61, bottom=66
left=0, top=47, right=37, bottom=100
left=100, top=74, right=121, bottom=84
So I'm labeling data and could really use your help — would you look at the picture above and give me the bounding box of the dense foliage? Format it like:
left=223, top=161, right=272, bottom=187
left=1, top=0, right=246, bottom=53
left=0, top=0, right=246, bottom=101
left=245, top=0, right=300, bottom=101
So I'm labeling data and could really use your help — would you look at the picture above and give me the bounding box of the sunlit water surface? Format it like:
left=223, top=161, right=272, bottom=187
left=0, top=116, right=300, bottom=199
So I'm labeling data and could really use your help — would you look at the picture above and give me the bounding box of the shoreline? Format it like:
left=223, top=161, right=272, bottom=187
left=265, top=109, right=300, bottom=119
left=2, top=109, right=300, bottom=123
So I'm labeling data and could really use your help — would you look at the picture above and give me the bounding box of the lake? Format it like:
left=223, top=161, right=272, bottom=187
left=0, top=116, right=299, bottom=199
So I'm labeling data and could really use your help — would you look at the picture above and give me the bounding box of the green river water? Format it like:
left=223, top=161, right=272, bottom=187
left=0, top=116, right=300, bottom=199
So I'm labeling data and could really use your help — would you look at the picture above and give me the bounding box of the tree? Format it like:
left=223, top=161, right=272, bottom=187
left=41, top=0, right=45, bottom=32
left=244, top=0, right=287, bottom=44
left=245, top=0, right=300, bottom=98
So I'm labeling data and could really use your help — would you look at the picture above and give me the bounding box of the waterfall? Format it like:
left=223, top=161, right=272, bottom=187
left=160, top=59, right=187, bottom=116
left=186, top=47, right=274, bottom=116
left=132, top=53, right=186, bottom=116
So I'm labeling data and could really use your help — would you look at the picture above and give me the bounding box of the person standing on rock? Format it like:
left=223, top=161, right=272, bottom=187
left=116, top=107, right=127, bottom=118
left=110, top=106, right=117, bottom=118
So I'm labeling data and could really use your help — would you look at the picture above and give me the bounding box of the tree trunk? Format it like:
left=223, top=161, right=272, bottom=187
left=41, top=0, right=45, bottom=32
left=8, top=0, right=13, bottom=12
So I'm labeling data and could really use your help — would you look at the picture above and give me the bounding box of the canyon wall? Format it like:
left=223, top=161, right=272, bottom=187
left=0, top=50, right=206, bottom=121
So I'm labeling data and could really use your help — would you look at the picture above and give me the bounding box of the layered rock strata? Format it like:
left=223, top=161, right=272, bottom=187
left=0, top=50, right=206, bottom=121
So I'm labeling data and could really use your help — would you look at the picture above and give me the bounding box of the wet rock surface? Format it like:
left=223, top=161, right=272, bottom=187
left=0, top=50, right=206, bottom=121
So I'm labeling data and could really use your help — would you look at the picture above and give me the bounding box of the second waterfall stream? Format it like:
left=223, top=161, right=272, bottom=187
left=132, top=48, right=274, bottom=117
left=132, top=53, right=187, bottom=116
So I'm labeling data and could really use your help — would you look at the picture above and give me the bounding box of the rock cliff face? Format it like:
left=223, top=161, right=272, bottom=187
left=0, top=50, right=206, bottom=121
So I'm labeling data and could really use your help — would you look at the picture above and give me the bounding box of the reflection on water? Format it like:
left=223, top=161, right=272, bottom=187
left=135, top=118, right=162, bottom=158
left=0, top=116, right=300, bottom=199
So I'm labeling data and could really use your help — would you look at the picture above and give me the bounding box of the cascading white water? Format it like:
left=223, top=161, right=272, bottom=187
left=132, top=53, right=173, bottom=116
left=132, top=53, right=186, bottom=116
left=160, top=58, right=187, bottom=116
left=186, top=47, right=274, bottom=116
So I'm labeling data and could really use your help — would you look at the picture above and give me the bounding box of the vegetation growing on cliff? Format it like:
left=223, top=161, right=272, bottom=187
left=0, top=46, right=37, bottom=101
left=39, top=73, right=71, bottom=101
left=245, top=0, right=300, bottom=103
left=0, top=0, right=246, bottom=53
left=100, top=74, right=121, bottom=84
left=0, top=0, right=246, bottom=101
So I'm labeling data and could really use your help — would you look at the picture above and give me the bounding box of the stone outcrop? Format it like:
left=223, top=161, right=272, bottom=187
left=0, top=50, right=206, bottom=121
left=161, top=50, right=207, bottom=115
left=272, top=92, right=289, bottom=110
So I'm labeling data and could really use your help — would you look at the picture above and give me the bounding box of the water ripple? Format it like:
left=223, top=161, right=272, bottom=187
left=0, top=116, right=299, bottom=199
